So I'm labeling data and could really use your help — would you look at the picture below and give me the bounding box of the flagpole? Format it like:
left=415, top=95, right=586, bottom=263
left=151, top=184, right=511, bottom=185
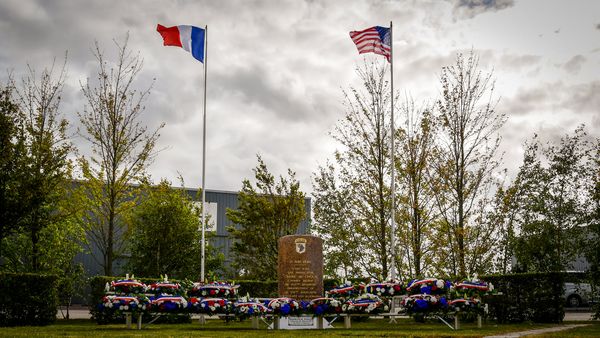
left=200, top=25, right=208, bottom=283
left=389, top=21, right=397, bottom=281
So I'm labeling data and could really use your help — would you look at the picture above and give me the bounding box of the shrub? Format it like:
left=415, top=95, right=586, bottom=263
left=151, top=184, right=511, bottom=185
left=236, top=280, right=278, bottom=298
left=0, top=273, right=59, bottom=326
left=482, top=272, right=566, bottom=323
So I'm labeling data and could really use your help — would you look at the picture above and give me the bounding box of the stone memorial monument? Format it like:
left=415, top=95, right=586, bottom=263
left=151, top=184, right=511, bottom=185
left=278, top=235, right=323, bottom=300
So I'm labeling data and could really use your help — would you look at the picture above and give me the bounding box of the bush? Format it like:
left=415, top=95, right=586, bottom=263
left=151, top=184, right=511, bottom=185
left=236, top=280, right=278, bottom=298
left=0, top=273, right=59, bottom=326
left=482, top=272, right=566, bottom=323
left=323, top=277, right=370, bottom=291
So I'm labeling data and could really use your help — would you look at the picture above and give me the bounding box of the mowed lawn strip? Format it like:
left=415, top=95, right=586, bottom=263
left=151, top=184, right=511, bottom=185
left=0, top=318, right=597, bottom=337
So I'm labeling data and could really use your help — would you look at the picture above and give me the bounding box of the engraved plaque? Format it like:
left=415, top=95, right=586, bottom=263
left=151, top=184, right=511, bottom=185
left=278, top=235, right=323, bottom=300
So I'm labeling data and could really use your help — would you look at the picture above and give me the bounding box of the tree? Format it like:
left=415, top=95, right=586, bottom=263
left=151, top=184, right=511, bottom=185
left=78, top=35, right=163, bottom=275
left=226, top=155, right=306, bottom=280
left=312, top=163, right=362, bottom=279
left=511, top=127, right=590, bottom=272
left=11, top=60, right=73, bottom=271
left=395, top=99, right=439, bottom=278
left=485, top=180, right=519, bottom=274
left=0, top=84, right=25, bottom=251
left=433, top=52, right=505, bottom=277
left=126, top=179, right=223, bottom=280
left=584, top=138, right=600, bottom=318
left=312, top=63, right=394, bottom=280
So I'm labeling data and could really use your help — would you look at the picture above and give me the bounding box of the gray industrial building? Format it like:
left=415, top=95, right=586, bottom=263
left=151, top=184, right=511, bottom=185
left=75, top=188, right=311, bottom=277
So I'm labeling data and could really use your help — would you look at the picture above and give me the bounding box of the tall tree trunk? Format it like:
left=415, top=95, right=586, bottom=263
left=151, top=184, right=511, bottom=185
left=31, top=225, right=39, bottom=272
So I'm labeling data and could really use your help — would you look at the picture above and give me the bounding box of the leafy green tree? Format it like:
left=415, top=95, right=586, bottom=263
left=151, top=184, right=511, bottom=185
left=78, top=36, right=163, bottom=275
left=585, top=138, right=600, bottom=318
left=126, top=179, right=223, bottom=280
left=312, top=63, right=394, bottom=280
left=312, top=162, right=361, bottom=279
left=0, top=84, right=25, bottom=251
left=512, top=127, right=590, bottom=272
left=0, top=62, right=85, bottom=317
left=432, top=52, right=505, bottom=277
left=485, top=180, right=519, bottom=274
left=395, top=100, right=439, bottom=278
left=227, top=155, right=306, bottom=280
left=10, top=61, right=73, bottom=271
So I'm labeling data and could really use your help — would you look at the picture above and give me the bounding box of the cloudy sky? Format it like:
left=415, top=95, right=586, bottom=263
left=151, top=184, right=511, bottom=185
left=1, top=0, right=599, bottom=193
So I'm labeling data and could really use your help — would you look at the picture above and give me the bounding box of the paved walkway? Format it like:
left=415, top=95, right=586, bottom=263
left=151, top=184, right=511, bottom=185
left=484, top=324, right=590, bottom=338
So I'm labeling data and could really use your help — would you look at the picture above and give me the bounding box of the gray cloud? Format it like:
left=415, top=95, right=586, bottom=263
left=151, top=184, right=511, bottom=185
left=500, top=81, right=600, bottom=132
left=562, top=55, right=586, bottom=74
left=453, top=0, right=515, bottom=19
left=496, top=54, right=542, bottom=70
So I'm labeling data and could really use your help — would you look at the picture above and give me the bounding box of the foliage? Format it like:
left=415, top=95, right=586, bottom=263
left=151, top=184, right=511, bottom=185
left=0, top=273, right=59, bottom=326
left=509, top=127, right=591, bottom=272
left=0, top=85, right=26, bottom=247
left=483, top=272, right=565, bottom=323
left=312, top=62, right=394, bottom=280
left=7, top=60, right=74, bottom=272
left=125, top=179, right=223, bottom=280
left=583, top=137, right=600, bottom=318
left=395, top=99, right=439, bottom=278
left=0, top=212, right=86, bottom=318
left=77, top=35, right=164, bottom=276
left=226, top=155, right=306, bottom=279
left=432, top=52, right=505, bottom=277
left=236, top=280, right=278, bottom=298
left=0, top=62, right=84, bottom=319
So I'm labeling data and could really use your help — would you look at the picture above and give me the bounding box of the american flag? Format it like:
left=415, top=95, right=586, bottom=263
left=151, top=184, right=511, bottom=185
left=349, top=26, right=391, bottom=62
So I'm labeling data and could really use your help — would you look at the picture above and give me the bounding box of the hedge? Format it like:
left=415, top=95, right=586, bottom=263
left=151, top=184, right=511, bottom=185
left=0, top=273, right=59, bottom=326
left=482, top=272, right=569, bottom=323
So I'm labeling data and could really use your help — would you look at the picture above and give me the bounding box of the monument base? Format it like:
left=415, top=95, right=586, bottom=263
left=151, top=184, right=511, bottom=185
left=268, top=316, right=332, bottom=330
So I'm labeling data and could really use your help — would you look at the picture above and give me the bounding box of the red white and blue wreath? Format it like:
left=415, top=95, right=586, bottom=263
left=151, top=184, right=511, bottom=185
left=266, top=297, right=302, bottom=317
left=308, top=297, right=343, bottom=316
left=343, top=294, right=388, bottom=314
left=406, top=278, right=452, bottom=295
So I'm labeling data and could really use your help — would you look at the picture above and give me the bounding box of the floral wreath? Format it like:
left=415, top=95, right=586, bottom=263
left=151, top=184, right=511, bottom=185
left=188, top=297, right=232, bottom=315
left=448, top=297, right=483, bottom=314
left=266, top=298, right=302, bottom=317
left=110, top=279, right=146, bottom=295
left=99, top=295, right=150, bottom=315
left=406, top=278, right=452, bottom=295
left=149, top=295, right=188, bottom=313
left=326, top=282, right=360, bottom=299
left=234, top=301, right=269, bottom=318
left=365, top=281, right=403, bottom=297
left=188, top=282, right=238, bottom=298
left=308, top=297, right=343, bottom=316
left=402, top=293, right=448, bottom=314
left=148, top=282, right=183, bottom=296
left=343, top=294, right=387, bottom=314
left=453, top=280, right=494, bottom=299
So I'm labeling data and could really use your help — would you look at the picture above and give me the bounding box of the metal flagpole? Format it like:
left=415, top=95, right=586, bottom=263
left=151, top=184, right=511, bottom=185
left=200, top=25, right=208, bottom=283
left=389, top=21, right=397, bottom=281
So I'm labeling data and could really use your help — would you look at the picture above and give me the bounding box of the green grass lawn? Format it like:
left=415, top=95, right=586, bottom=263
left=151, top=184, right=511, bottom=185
left=0, top=318, right=598, bottom=337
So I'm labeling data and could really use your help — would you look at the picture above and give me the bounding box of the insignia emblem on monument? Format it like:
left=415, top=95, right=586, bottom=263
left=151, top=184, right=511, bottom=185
left=295, top=238, right=307, bottom=254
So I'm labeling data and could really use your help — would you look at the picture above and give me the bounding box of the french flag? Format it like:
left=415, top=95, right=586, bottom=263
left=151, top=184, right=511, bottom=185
left=157, top=24, right=205, bottom=63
